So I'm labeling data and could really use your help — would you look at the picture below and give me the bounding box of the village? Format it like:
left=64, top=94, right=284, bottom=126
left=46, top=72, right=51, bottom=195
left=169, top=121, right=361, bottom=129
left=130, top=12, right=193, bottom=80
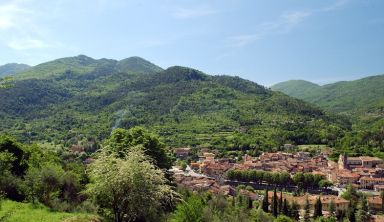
left=171, top=147, right=384, bottom=220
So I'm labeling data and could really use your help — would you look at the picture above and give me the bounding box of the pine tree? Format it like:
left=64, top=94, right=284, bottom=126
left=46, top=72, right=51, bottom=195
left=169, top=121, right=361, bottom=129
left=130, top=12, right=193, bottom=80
left=272, top=187, right=278, bottom=217
left=262, top=189, right=269, bottom=212
left=314, top=196, right=323, bottom=218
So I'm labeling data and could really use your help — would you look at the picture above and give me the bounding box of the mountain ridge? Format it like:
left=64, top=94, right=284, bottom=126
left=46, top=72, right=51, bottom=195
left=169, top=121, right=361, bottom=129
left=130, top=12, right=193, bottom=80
left=0, top=55, right=347, bottom=150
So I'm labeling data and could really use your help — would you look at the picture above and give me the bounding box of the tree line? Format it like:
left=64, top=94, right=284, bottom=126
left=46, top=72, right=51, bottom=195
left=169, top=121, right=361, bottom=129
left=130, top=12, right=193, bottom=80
left=226, top=169, right=333, bottom=189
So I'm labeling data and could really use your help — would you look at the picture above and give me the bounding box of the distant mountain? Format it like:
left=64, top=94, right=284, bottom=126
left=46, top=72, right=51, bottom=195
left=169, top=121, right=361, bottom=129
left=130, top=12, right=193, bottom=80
left=0, top=55, right=348, bottom=149
left=15, top=55, right=162, bottom=79
left=271, top=80, right=321, bottom=100
left=0, top=63, right=30, bottom=78
left=271, top=75, right=384, bottom=117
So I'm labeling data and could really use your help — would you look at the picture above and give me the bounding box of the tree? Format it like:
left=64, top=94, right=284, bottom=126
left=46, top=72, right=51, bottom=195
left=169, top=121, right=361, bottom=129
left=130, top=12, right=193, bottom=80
left=347, top=200, right=356, bottom=222
left=106, top=127, right=171, bottom=169
left=355, top=196, right=368, bottom=222
left=381, top=191, right=384, bottom=213
left=262, top=189, right=269, bottom=212
left=87, top=147, right=177, bottom=222
left=251, top=208, right=274, bottom=222
left=291, top=201, right=300, bottom=221
left=278, top=190, right=283, bottom=214
left=0, top=77, right=13, bottom=89
left=303, top=197, right=311, bottom=222
left=314, top=197, right=323, bottom=218
left=274, top=215, right=294, bottom=222
left=328, top=200, right=335, bottom=217
left=171, top=195, right=204, bottom=222
left=282, top=199, right=289, bottom=216
left=272, top=188, right=278, bottom=217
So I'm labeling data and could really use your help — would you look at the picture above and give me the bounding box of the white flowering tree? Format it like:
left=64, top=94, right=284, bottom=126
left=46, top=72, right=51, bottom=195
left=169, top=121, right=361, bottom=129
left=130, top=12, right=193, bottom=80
left=87, top=147, right=178, bottom=222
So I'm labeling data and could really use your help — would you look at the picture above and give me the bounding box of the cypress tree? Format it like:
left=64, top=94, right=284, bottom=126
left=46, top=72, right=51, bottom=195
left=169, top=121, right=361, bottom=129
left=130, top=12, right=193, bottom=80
left=303, top=197, right=310, bottom=222
left=328, top=200, right=335, bottom=216
left=272, top=187, right=278, bottom=217
left=314, top=196, right=323, bottom=218
left=381, top=191, right=384, bottom=213
left=282, top=198, right=289, bottom=216
left=291, top=201, right=300, bottom=221
left=262, top=189, right=269, bottom=212
left=278, top=190, right=283, bottom=213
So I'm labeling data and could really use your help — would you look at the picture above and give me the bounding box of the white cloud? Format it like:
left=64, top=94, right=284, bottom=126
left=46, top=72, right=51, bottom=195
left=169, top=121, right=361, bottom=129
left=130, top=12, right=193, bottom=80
left=227, top=10, right=311, bottom=47
left=172, top=6, right=216, bottom=19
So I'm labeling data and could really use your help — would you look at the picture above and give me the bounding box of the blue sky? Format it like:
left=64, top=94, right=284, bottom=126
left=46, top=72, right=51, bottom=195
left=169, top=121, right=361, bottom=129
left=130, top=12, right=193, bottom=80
left=0, top=0, right=383, bottom=86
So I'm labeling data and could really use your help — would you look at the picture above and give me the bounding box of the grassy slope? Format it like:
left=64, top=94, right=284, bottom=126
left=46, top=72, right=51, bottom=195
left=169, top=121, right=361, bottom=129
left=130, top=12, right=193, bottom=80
left=0, top=200, right=98, bottom=222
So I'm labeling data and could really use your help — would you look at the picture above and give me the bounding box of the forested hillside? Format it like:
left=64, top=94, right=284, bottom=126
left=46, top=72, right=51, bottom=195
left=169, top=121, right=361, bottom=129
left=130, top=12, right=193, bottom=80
left=0, top=55, right=348, bottom=151
left=272, top=76, right=384, bottom=158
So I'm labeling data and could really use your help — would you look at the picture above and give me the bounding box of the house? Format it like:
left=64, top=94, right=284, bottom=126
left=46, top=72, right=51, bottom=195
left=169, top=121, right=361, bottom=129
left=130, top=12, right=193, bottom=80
left=374, top=185, right=384, bottom=192
left=360, top=177, right=384, bottom=189
left=337, top=170, right=360, bottom=185
left=174, top=147, right=191, bottom=159
left=368, top=196, right=383, bottom=212
left=339, top=154, right=383, bottom=170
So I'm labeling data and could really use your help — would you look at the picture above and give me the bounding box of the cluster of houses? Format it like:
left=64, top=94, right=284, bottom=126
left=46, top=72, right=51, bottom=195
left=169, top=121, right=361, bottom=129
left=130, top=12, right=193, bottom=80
left=334, top=154, right=384, bottom=190
left=172, top=148, right=384, bottom=217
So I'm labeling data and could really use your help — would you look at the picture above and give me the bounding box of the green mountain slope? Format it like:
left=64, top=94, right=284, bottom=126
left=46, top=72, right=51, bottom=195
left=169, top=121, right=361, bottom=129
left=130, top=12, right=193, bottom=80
left=272, top=76, right=384, bottom=158
left=271, top=80, right=322, bottom=100
left=14, top=55, right=162, bottom=79
left=0, top=63, right=30, bottom=78
left=271, top=75, right=384, bottom=117
left=0, top=56, right=349, bottom=150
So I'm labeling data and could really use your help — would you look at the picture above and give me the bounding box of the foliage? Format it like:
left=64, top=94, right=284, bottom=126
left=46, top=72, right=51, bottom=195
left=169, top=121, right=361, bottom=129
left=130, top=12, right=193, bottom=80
left=227, top=169, right=330, bottom=189
left=87, top=147, right=177, bottom=222
left=272, top=76, right=384, bottom=158
left=273, top=215, right=295, bottom=222
left=313, top=197, right=322, bottom=218
left=105, top=127, right=171, bottom=169
left=0, top=199, right=98, bottom=222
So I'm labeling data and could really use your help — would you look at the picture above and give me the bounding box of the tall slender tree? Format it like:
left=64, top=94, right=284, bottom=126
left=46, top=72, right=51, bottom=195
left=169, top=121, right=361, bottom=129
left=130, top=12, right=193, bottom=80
left=303, top=197, right=311, bottom=222
left=291, top=201, right=300, bottom=221
left=314, top=196, right=323, bottom=218
left=381, top=191, right=384, bottom=213
left=282, top=199, right=289, bottom=216
left=278, top=190, right=283, bottom=213
left=328, top=200, right=335, bottom=217
left=262, top=189, right=269, bottom=212
left=272, top=187, right=278, bottom=217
